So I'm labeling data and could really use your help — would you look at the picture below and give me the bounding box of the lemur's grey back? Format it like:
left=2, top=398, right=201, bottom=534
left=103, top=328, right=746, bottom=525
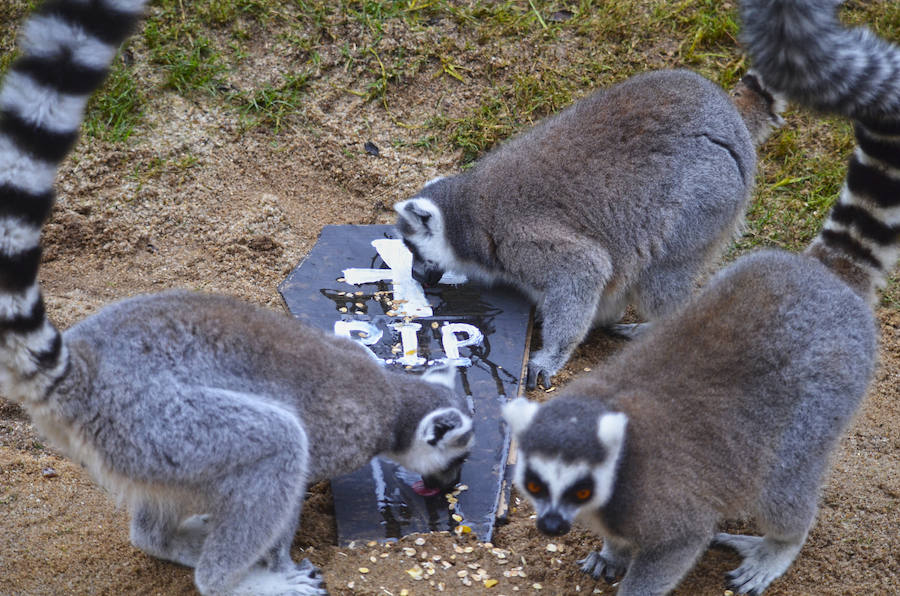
left=60, top=290, right=454, bottom=484
left=568, top=249, right=875, bottom=513
left=435, top=70, right=755, bottom=284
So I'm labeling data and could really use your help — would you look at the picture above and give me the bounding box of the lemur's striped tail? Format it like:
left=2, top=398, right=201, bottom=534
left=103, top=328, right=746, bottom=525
left=738, top=0, right=900, bottom=300
left=806, top=124, right=900, bottom=301
left=0, top=0, right=145, bottom=402
left=739, top=0, right=900, bottom=126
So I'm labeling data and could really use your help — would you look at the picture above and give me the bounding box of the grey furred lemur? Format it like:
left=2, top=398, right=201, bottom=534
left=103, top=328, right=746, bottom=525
left=502, top=2, right=900, bottom=594
left=0, top=2, right=472, bottom=595
left=395, top=68, right=784, bottom=390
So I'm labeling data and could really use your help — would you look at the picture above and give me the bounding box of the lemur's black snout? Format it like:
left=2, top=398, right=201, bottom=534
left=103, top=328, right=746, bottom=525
left=536, top=512, right=571, bottom=536
left=422, top=464, right=462, bottom=492
left=411, top=261, right=444, bottom=288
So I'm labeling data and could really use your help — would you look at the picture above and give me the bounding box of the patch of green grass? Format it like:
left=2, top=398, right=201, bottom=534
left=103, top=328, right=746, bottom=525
left=881, top=273, right=900, bottom=309
left=84, top=58, right=144, bottom=142
left=664, top=0, right=739, bottom=59
left=233, top=72, right=311, bottom=131
left=0, top=50, right=18, bottom=76
left=843, top=1, right=900, bottom=38
left=440, top=70, right=576, bottom=162
left=0, top=0, right=36, bottom=74
left=736, top=117, right=855, bottom=253
left=197, top=0, right=272, bottom=27
left=345, top=0, right=412, bottom=34
left=155, top=35, right=228, bottom=94
left=447, top=1, right=539, bottom=38
left=129, top=150, right=200, bottom=189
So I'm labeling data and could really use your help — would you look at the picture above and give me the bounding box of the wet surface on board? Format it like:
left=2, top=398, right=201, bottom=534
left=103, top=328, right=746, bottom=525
left=278, top=225, right=533, bottom=544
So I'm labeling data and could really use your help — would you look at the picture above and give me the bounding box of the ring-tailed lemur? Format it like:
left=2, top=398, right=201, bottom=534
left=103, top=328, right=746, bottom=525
left=503, top=4, right=899, bottom=594
left=739, top=0, right=900, bottom=301
left=0, top=2, right=473, bottom=595
left=395, top=69, right=784, bottom=390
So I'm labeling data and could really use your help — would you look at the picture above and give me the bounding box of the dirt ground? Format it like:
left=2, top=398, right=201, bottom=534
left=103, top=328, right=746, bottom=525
left=1, top=4, right=899, bottom=596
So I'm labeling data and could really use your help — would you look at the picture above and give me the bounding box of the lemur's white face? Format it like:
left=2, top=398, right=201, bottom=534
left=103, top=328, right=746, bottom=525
left=394, top=196, right=455, bottom=286
left=387, top=407, right=474, bottom=491
left=513, top=452, right=618, bottom=536
left=502, top=398, right=627, bottom=536
left=384, top=366, right=474, bottom=491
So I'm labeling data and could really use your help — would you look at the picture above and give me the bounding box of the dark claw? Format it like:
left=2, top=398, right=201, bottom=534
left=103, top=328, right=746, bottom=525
left=526, top=367, right=553, bottom=390
left=728, top=581, right=762, bottom=596
left=526, top=367, right=538, bottom=390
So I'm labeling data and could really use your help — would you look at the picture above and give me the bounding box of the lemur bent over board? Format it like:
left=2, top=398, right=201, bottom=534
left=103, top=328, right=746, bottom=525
left=395, top=68, right=783, bottom=389
left=0, top=2, right=473, bottom=594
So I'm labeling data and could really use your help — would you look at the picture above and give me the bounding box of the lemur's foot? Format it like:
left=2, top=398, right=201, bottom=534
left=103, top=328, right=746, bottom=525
left=526, top=350, right=563, bottom=390
left=577, top=550, right=626, bottom=584
left=714, top=532, right=803, bottom=596
left=607, top=322, right=652, bottom=340
left=229, top=561, right=327, bottom=595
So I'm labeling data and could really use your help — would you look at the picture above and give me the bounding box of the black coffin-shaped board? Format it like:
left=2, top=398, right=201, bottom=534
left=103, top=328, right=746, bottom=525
left=278, top=225, right=533, bottom=544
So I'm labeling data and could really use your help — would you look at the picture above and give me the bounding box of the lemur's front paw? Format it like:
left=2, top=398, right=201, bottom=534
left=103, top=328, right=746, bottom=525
left=577, top=550, right=626, bottom=583
left=526, top=364, right=552, bottom=390
left=296, top=558, right=322, bottom=579
left=526, top=350, right=562, bottom=390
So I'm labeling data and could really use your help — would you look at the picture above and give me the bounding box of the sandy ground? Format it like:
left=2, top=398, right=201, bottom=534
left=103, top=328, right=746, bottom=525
left=1, top=3, right=899, bottom=595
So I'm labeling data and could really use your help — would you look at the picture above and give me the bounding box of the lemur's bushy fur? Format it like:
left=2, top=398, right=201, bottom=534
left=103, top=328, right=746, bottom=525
left=0, top=2, right=472, bottom=594
left=504, top=1, right=899, bottom=594
left=396, top=69, right=783, bottom=389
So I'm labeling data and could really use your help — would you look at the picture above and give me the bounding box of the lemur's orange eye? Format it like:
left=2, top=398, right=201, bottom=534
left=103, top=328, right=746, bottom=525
left=526, top=481, right=543, bottom=494
left=575, top=488, right=592, bottom=501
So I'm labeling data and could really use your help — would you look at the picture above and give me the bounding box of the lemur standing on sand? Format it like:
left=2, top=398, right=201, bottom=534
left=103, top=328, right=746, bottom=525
left=0, top=2, right=473, bottom=594
left=503, top=1, right=899, bottom=594
left=395, top=68, right=783, bottom=389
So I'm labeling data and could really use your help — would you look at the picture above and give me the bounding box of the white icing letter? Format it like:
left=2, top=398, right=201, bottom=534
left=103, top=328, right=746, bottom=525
left=334, top=320, right=384, bottom=364
left=440, top=323, right=484, bottom=367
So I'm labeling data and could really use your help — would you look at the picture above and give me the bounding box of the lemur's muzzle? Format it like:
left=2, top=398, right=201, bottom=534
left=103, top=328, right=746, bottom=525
left=411, top=260, right=444, bottom=288
left=422, top=463, right=462, bottom=492
left=536, top=511, right=571, bottom=536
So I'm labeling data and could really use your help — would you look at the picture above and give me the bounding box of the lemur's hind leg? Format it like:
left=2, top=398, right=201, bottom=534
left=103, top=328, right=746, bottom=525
left=190, top=402, right=323, bottom=596
left=714, top=431, right=823, bottom=595
left=592, top=284, right=652, bottom=340
left=632, top=257, right=699, bottom=321
left=130, top=500, right=209, bottom=568
left=607, top=322, right=653, bottom=340
left=714, top=533, right=806, bottom=596
left=259, top=495, right=323, bottom=582
left=124, top=386, right=324, bottom=596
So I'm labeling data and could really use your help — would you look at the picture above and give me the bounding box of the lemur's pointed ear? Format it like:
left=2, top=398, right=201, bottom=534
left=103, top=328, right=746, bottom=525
left=597, top=412, right=627, bottom=451
left=502, top=397, right=539, bottom=437
left=422, top=408, right=472, bottom=447
left=395, top=198, right=437, bottom=232
left=422, top=364, right=457, bottom=390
